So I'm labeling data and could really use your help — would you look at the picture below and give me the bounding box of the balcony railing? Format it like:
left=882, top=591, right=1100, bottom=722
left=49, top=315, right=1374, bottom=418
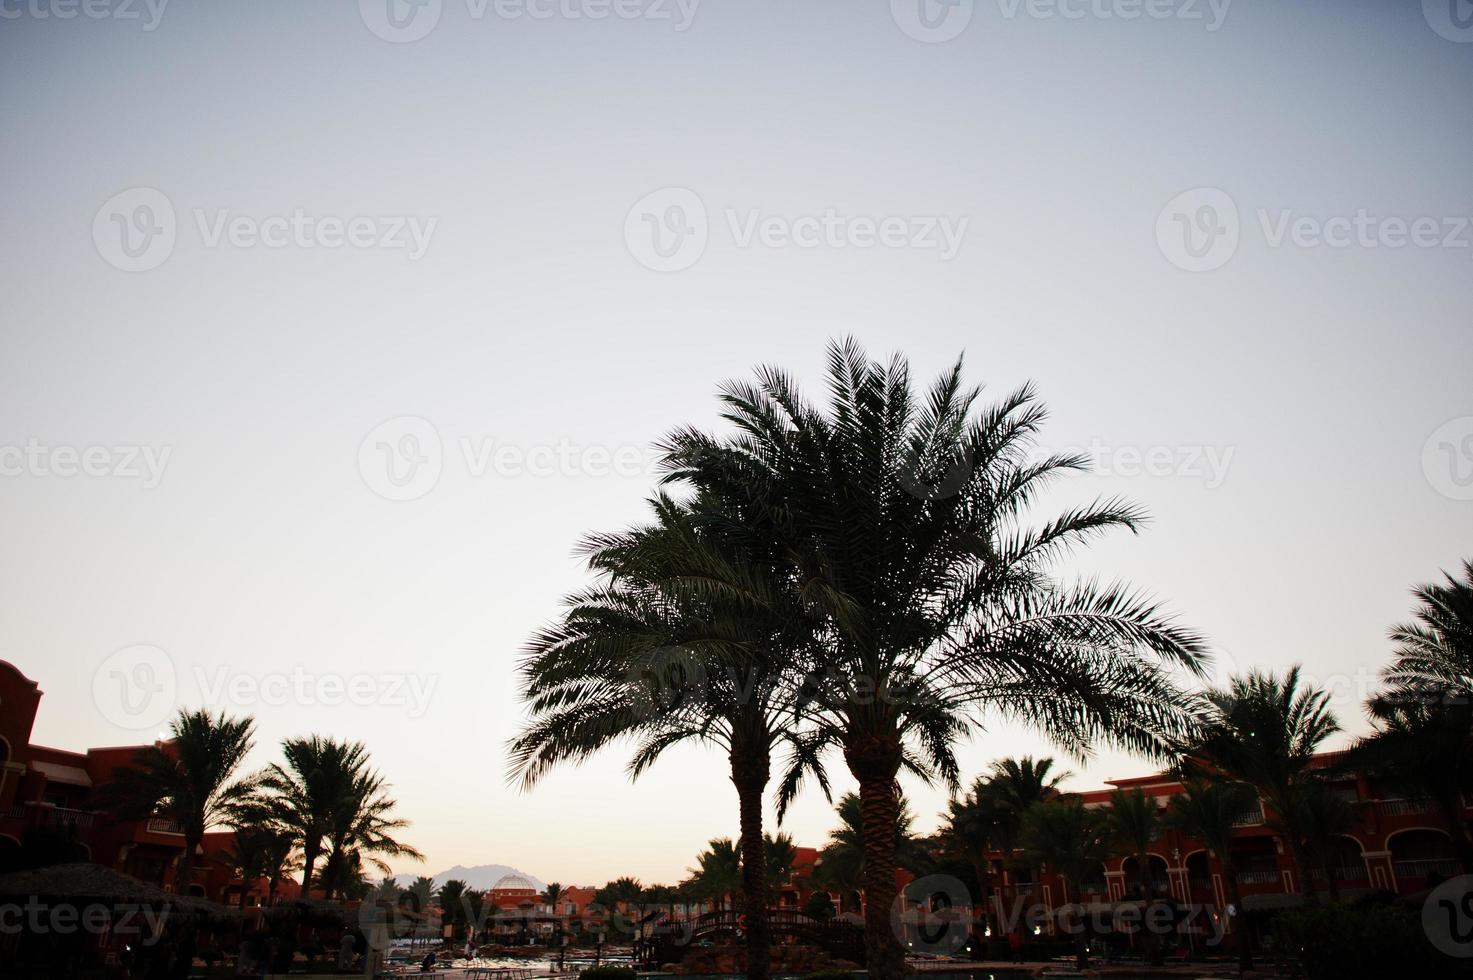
left=1235, top=870, right=1280, bottom=885
left=146, top=818, right=184, bottom=835
left=1309, top=865, right=1370, bottom=882
left=1394, top=859, right=1461, bottom=880
left=1379, top=798, right=1435, bottom=817
left=3, top=804, right=27, bottom=821
left=51, top=807, right=96, bottom=828
left=1232, top=801, right=1266, bottom=827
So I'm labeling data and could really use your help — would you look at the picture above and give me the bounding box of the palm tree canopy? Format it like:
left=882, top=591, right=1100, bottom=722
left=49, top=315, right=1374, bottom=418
left=1018, top=797, right=1111, bottom=888
left=1105, top=786, right=1162, bottom=855
left=813, top=792, right=931, bottom=891
left=658, top=339, right=1209, bottom=801
left=1166, top=780, right=1258, bottom=860
left=1379, top=559, right=1473, bottom=700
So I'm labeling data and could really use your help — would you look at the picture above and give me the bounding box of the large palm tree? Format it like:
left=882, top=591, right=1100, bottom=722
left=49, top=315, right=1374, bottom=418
left=660, top=340, right=1208, bottom=978
left=257, top=736, right=372, bottom=896
left=1183, top=667, right=1339, bottom=896
left=511, top=496, right=816, bottom=980
left=1166, top=780, right=1257, bottom=971
left=1105, top=787, right=1164, bottom=964
left=98, top=709, right=257, bottom=894
left=1018, top=798, right=1111, bottom=968
left=1378, top=559, right=1473, bottom=700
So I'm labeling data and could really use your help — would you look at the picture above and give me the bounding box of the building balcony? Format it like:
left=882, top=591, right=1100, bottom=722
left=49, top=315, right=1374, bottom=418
left=1231, top=801, right=1266, bottom=827
left=1394, top=859, right=1461, bottom=880
left=50, top=807, right=97, bottom=829
left=145, top=818, right=184, bottom=835
left=1379, top=798, right=1435, bottom=818
left=1234, top=870, right=1279, bottom=886
left=1308, top=865, right=1370, bottom=883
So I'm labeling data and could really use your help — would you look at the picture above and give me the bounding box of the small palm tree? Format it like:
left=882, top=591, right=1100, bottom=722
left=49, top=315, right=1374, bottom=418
left=1105, top=787, right=1164, bottom=963
left=762, top=833, right=798, bottom=903
left=541, top=882, right=568, bottom=910
left=1019, top=798, right=1111, bottom=968
left=258, top=735, right=372, bottom=895
left=97, top=709, right=257, bottom=894
left=981, top=757, right=1068, bottom=898
left=438, top=879, right=470, bottom=938
left=812, top=792, right=931, bottom=899
left=219, top=827, right=269, bottom=909
left=687, top=839, right=742, bottom=911
left=943, top=779, right=1001, bottom=931
left=1166, top=780, right=1257, bottom=971
left=1183, top=667, right=1339, bottom=895
left=1285, top=781, right=1361, bottom=902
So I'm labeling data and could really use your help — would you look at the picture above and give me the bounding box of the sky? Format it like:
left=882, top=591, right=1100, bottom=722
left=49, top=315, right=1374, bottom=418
left=1, top=0, right=1470, bottom=888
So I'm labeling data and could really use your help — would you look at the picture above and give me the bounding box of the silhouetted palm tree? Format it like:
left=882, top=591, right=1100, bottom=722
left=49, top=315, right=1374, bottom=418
left=1019, top=798, right=1110, bottom=968
left=1105, top=787, right=1164, bottom=963
left=511, top=496, right=817, bottom=980
left=813, top=792, right=931, bottom=901
left=1166, top=780, right=1257, bottom=971
left=318, top=766, right=422, bottom=901
left=1359, top=560, right=1473, bottom=871
left=98, top=709, right=257, bottom=894
left=258, top=736, right=373, bottom=895
left=660, top=340, right=1208, bottom=978
left=1183, top=667, right=1339, bottom=896
left=687, top=838, right=742, bottom=911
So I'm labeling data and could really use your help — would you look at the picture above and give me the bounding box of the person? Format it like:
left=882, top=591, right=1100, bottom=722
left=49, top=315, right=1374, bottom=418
left=1008, top=928, right=1023, bottom=964
left=421, top=949, right=437, bottom=972
left=464, top=938, right=476, bottom=962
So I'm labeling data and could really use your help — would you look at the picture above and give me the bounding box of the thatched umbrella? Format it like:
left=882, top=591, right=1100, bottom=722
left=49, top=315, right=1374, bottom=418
left=0, top=862, right=177, bottom=903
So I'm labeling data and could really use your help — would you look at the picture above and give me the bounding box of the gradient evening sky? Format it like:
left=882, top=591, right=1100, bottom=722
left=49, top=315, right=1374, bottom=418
left=1, top=0, right=1470, bottom=887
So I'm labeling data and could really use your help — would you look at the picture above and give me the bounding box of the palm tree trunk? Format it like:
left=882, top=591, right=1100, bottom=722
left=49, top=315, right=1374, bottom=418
left=1137, top=852, right=1160, bottom=965
left=970, top=858, right=993, bottom=951
left=731, top=744, right=771, bottom=980
left=846, top=736, right=905, bottom=980
left=301, top=835, right=321, bottom=895
left=177, top=833, right=198, bottom=897
left=1221, top=857, right=1252, bottom=972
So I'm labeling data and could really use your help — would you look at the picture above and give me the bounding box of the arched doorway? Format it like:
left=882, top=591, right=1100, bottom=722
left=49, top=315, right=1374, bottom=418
left=1184, top=851, right=1213, bottom=902
left=1121, top=855, right=1171, bottom=899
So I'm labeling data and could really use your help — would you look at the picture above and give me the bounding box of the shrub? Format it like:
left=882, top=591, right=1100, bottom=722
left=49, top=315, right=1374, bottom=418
left=579, top=967, right=638, bottom=980
left=1272, top=900, right=1462, bottom=980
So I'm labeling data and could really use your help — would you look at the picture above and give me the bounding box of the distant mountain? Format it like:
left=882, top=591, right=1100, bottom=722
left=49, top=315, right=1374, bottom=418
left=422, top=864, right=547, bottom=892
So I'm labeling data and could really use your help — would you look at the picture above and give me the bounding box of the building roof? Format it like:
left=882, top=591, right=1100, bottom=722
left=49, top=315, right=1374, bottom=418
left=31, top=759, right=93, bottom=787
